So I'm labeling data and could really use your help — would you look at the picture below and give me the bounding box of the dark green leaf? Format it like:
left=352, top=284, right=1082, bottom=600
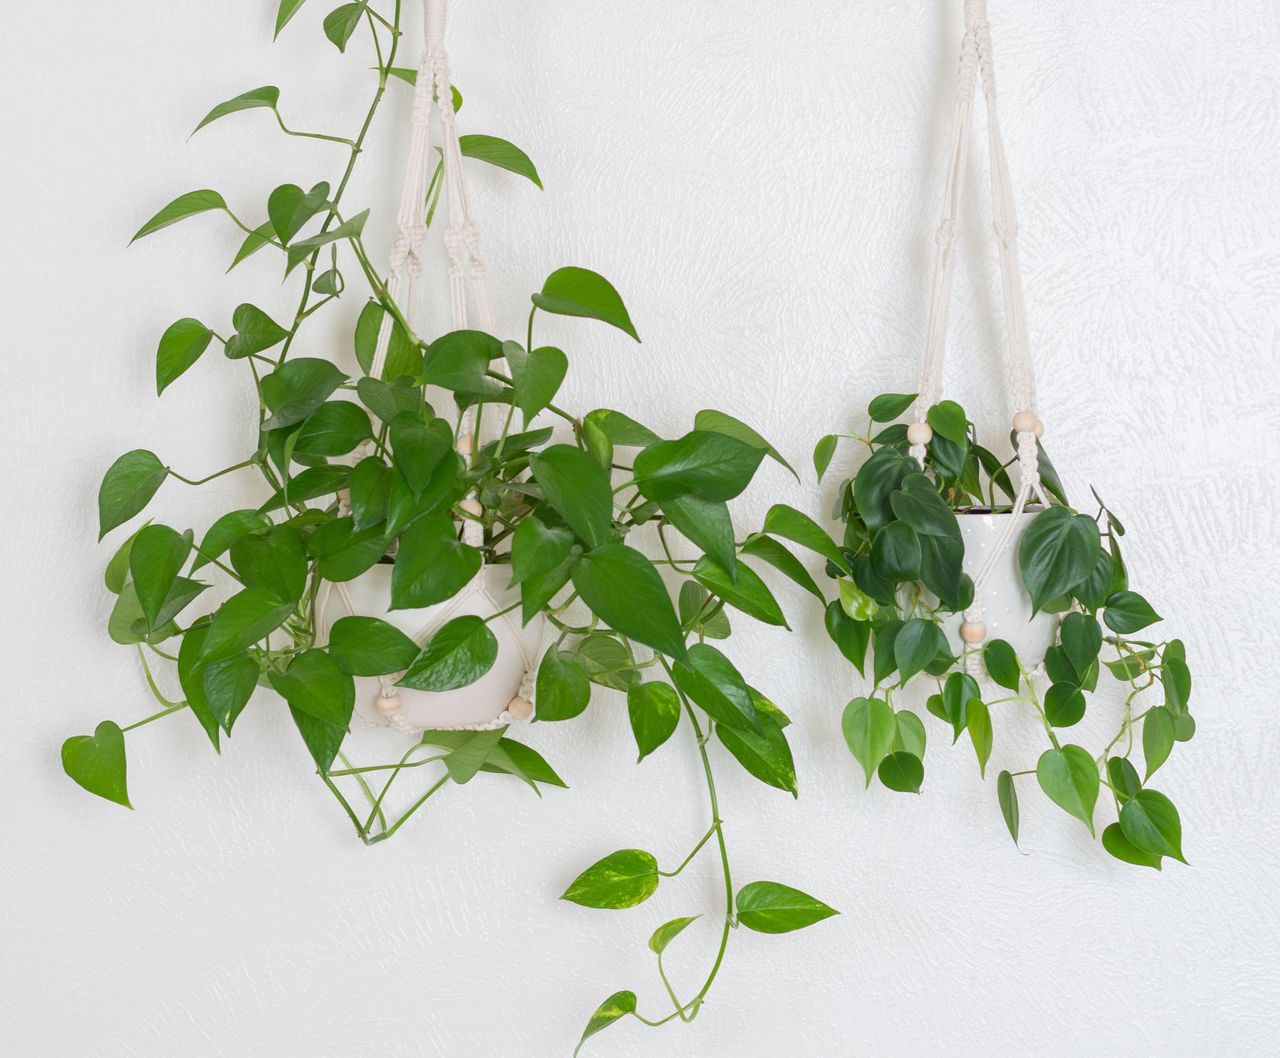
left=1018, top=507, right=1101, bottom=613
left=1119, top=789, right=1185, bottom=862
left=261, top=358, right=347, bottom=431
left=532, top=266, right=638, bottom=340
left=328, top=616, right=418, bottom=676
left=672, top=643, right=760, bottom=732
left=1059, top=612, right=1103, bottom=676
left=736, top=881, right=838, bottom=934
left=870, top=519, right=921, bottom=582
left=572, top=544, right=686, bottom=659
left=762, top=504, right=847, bottom=570
left=824, top=602, right=870, bottom=673
left=889, top=474, right=961, bottom=539
left=390, top=413, right=451, bottom=496
left=941, top=671, right=977, bottom=742
left=230, top=524, right=307, bottom=601
left=310, top=518, right=386, bottom=581
left=398, top=615, right=497, bottom=691
left=155, top=318, right=214, bottom=394
left=997, top=770, right=1019, bottom=845
left=294, top=401, right=371, bottom=457
left=510, top=517, right=575, bottom=586
left=128, top=524, right=192, bottom=630
left=561, top=849, right=658, bottom=908
left=983, top=639, right=1020, bottom=691
left=853, top=446, right=913, bottom=532
left=268, top=649, right=354, bottom=726
left=1044, top=682, right=1086, bottom=727
left=201, top=653, right=259, bottom=733
left=693, top=408, right=796, bottom=479
left=390, top=514, right=482, bottom=609
left=740, top=534, right=824, bottom=602
left=228, top=221, right=276, bottom=271
left=1102, top=822, right=1163, bottom=870
left=926, top=399, right=968, bottom=446
left=661, top=494, right=737, bottom=577
left=1103, top=591, right=1162, bottom=634
left=200, top=588, right=295, bottom=663
left=505, top=343, right=565, bottom=422
left=535, top=646, right=591, bottom=721
left=479, top=737, right=567, bottom=788
left=894, top=618, right=945, bottom=685
left=257, top=464, right=350, bottom=513
left=813, top=434, right=838, bottom=481
left=98, top=450, right=167, bottom=539
left=717, top=717, right=797, bottom=796
left=634, top=431, right=764, bottom=502
left=868, top=392, right=917, bottom=422
left=1142, top=706, right=1175, bottom=779
left=529, top=445, right=614, bottom=549
left=104, top=522, right=149, bottom=593
left=421, top=329, right=498, bottom=393
left=877, top=750, right=924, bottom=793
left=285, top=208, right=368, bottom=272
left=1108, top=755, right=1143, bottom=802
left=692, top=556, right=787, bottom=628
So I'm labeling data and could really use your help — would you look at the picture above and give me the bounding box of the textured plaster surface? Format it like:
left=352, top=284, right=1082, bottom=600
left=2, top=1, right=1279, bottom=1055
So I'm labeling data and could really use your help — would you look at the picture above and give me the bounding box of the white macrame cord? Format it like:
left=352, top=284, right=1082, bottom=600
left=327, top=0, right=541, bottom=732
left=908, top=0, right=1052, bottom=675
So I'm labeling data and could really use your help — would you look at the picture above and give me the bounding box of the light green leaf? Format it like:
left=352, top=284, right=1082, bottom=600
left=398, top=615, right=497, bottom=692
left=268, top=181, right=331, bottom=244
left=1119, top=789, right=1186, bottom=863
left=328, top=616, right=419, bottom=676
left=155, top=318, right=214, bottom=394
left=997, top=770, right=1020, bottom=845
left=966, top=698, right=992, bottom=778
left=131, top=190, right=227, bottom=242
left=268, top=649, right=354, bottom=726
left=735, top=881, right=838, bottom=934
left=648, top=916, right=699, bottom=955
left=506, top=343, right=566, bottom=423
left=128, top=524, right=192, bottom=630
left=561, top=849, right=658, bottom=909
left=61, top=721, right=131, bottom=808
left=626, top=681, right=680, bottom=760
left=535, top=646, right=591, bottom=721
left=274, top=0, right=309, bottom=38
left=894, top=710, right=926, bottom=758
left=926, top=399, right=968, bottom=446
left=98, top=450, right=167, bottom=539
left=813, top=434, right=838, bottom=481
left=228, top=221, right=277, bottom=271
left=200, top=588, right=295, bottom=663
left=225, top=303, right=290, bottom=360
left=1036, top=744, right=1099, bottom=835
left=572, top=544, right=686, bottom=660
left=582, top=408, right=660, bottom=447
left=459, top=133, right=542, bottom=188
left=573, top=991, right=636, bottom=1058
left=532, top=266, right=639, bottom=340
left=192, top=86, right=280, bottom=135
left=841, top=696, right=895, bottom=787
left=693, top=408, right=796, bottom=479
left=323, top=2, right=367, bottom=52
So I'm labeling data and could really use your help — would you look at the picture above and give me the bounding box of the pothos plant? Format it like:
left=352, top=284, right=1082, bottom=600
left=63, top=0, right=836, bottom=1048
left=811, top=392, right=1195, bottom=870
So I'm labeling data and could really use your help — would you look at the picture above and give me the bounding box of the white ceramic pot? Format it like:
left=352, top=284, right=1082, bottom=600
left=321, top=562, right=545, bottom=730
left=939, top=509, right=1056, bottom=666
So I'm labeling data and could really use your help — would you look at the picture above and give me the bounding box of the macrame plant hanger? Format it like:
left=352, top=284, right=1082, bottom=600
left=327, top=0, right=541, bottom=733
left=907, top=0, right=1053, bottom=677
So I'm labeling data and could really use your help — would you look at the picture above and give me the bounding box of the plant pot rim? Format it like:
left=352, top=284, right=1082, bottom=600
left=952, top=504, right=1046, bottom=517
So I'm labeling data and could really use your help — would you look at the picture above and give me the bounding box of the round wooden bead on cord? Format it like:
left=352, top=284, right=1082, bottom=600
left=377, top=690, right=403, bottom=715
left=507, top=696, right=533, bottom=720
left=907, top=422, right=933, bottom=445
left=455, top=433, right=475, bottom=456
left=459, top=497, right=483, bottom=517
left=1012, top=411, right=1038, bottom=433
left=959, top=620, right=987, bottom=644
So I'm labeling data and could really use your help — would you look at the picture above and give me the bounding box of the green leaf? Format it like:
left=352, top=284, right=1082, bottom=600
left=510, top=517, right=574, bottom=587
left=894, top=710, right=926, bottom=758
left=131, top=189, right=226, bottom=242
left=662, top=494, right=737, bottom=577
left=225, top=303, right=290, bottom=360
left=648, top=916, right=699, bottom=955
left=268, top=649, right=354, bottom=726
left=673, top=644, right=760, bottom=732
left=1142, top=706, right=1176, bottom=779
left=926, top=399, right=968, bottom=446
left=870, top=520, right=921, bottom=582
left=529, top=445, right=614, bottom=548
left=1103, top=591, right=1161, bottom=634
left=479, top=737, right=566, bottom=788
left=573, top=992, right=636, bottom=1058
left=274, top=0, right=309, bottom=38
left=535, top=646, right=591, bottom=721
left=436, top=728, right=505, bottom=784
left=1102, top=822, right=1163, bottom=870
left=1044, top=682, right=1086, bottom=727
left=128, top=525, right=192, bottom=630
left=735, top=881, right=838, bottom=934
left=155, top=318, right=214, bottom=394
left=877, top=750, right=924, bottom=793
left=626, top=681, right=680, bottom=760
left=894, top=618, right=945, bottom=685
left=1119, top=789, right=1186, bottom=862
left=532, top=266, right=639, bottom=340
left=692, top=556, right=787, bottom=628
left=192, top=85, right=279, bottom=135
left=868, top=392, right=917, bottom=422
left=762, top=504, right=848, bottom=570
left=285, top=208, right=369, bottom=272
left=228, top=221, right=276, bottom=271
left=983, top=639, right=1020, bottom=691
left=268, top=181, right=331, bottom=244
left=229, top=523, right=307, bottom=601
left=997, top=770, right=1020, bottom=845
left=941, top=672, right=977, bottom=742
left=693, top=408, right=796, bottom=479
left=323, top=2, right=367, bottom=51
left=459, top=133, right=542, bottom=188
left=813, top=434, right=838, bottom=481
left=421, top=329, right=498, bottom=393
left=258, top=465, right=351, bottom=513
left=261, top=358, right=347, bottom=431
left=561, top=849, right=658, bottom=909
left=1018, top=506, right=1101, bottom=613
left=389, top=413, right=451, bottom=496
left=61, top=721, right=131, bottom=808
left=717, top=717, right=797, bottom=796
left=583, top=408, right=659, bottom=447
left=201, top=588, right=295, bottom=663
left=889, top=474, right=961, bottom=540
left=1036, top=745, right=1100, bottom=835
left=741, top=534, right=824, bottom=602
left=1108, top=756, right=1143, bottom=802
left=309, top=518, right=384, bottom=582
left=519, top=550, right=577, bottom=625
left=572, top=544, right=686, bottom=659
left=98, top=450, right=167, bottom=539
left=328, top=616, right=419, bottom=676
left=177, top=626, right=232, bottom=740
left=824, top=602, right=870, bottom=672
left=853, top=446, right=913, bottom=532
left=104, top=522, right=149, bottom=593
left=1059, top=613, right=1102, bottom=677
left=505, top=343, right=566, bottom=423
left=1164, top=655, right=1193, bottom=721
left=202, top=653, right=259, bottom=734
left=634, top=431, right=764, bottom=502
left=841, top=696, right=896, bottom=787
left=294, top=401, right=372, bottom=458
left=348, top=457, right=390, bottom=531
left=398, top=615, right=497, bottom=692
left=390, top=514, right=482, bottom=610
left=575, top=634, right=639, bottom=690
left=966, top=699, right=992, bottom=777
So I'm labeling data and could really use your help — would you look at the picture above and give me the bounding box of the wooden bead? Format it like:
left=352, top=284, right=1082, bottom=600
left=1012, top=411, right=1038, bottom=433
left=459, top=497, right=483, bottom=517
left=959, top=620, right=987, bottom=644
left=507, top=696, right=533, bottom=720
left=455, top=433, right=475, bottom=456
left=1034, top=419, right=1045, bottom=439
left=906, top=422, right=933, bottom=445
left=376, top=691, right=402, bottom=716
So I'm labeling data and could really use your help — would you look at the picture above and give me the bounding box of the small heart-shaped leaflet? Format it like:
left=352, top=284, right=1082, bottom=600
left=61, top=720, right=131, bottom=808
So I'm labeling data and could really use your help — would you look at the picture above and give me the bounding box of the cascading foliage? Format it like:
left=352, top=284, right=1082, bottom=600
left=813, top=393, right=1196, bottom=869
left=63, top=1, right=837, bottom=1049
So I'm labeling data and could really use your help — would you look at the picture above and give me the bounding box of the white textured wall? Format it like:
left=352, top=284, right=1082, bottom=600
left=3, top=1, right=1279, bottom=1055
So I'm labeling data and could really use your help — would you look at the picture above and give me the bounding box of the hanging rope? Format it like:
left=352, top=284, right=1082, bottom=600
left=906, top=0, right=1052, bottom=673
left=331, top=0, right=542, bottom=729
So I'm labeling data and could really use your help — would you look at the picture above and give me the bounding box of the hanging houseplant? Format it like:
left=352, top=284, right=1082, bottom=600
left=811, top=0, right=1196, bottom=869
left=64, top=0, right=837, bottom=1044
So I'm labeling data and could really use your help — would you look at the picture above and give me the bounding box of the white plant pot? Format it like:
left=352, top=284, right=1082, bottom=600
left=939, top=509, right=1056, bottom=666
left=321, top=562, right=546, bottom=731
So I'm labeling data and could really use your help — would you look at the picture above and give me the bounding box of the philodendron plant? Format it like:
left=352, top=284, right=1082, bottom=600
left=65, top=1, right=836, bottom=1047
left=812, top=392, right=1195, bottom=870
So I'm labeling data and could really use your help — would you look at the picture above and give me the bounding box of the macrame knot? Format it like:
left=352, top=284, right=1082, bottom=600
left=1015, top=429, right=1040, bottom=489
left=908, top=442, right=927, bottom=468
left=428, top=52, right=453, bottom=109
left=389, top=230, right=413, bottom=274
left=444, top=225, right=465, bottom=276
left=462, top=221, right=486, bottom=275
left=518, top=666, right=536, bottom=703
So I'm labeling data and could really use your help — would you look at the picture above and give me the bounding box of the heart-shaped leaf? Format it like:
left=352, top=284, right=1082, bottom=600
left=398, top=615, right=498, bottom=692
left=155, top=318, right=214, bottom=394
left=1119, top=789, right=1186, bottom=862
left=98, top=450, right=168, bottom=539
left=841, top=697, right=895, bottom=787
left=61, top=721, right=131, bottom=808
left=459, top=133, right=543, bottom=187
left=572, top=544, right=686, bottom=660
left=328, top=616, right=419, bottom=676
left=535, top=646, right=591, bottom=721
left=532, top=266, right=638, bottom=340
left=626, top=680, right=681, bottom=760
left=1036, top=744, right=1099, bottom=835
left=529, top=445, right=614, bottom=549
left=1018, top=507, right=1101, bottom=613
